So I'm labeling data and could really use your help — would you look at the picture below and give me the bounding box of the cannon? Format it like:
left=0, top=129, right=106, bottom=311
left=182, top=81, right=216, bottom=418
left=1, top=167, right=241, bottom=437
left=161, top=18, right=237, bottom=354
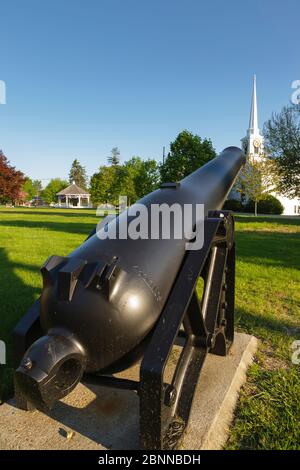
left=13, top=146, right=245, bottom=449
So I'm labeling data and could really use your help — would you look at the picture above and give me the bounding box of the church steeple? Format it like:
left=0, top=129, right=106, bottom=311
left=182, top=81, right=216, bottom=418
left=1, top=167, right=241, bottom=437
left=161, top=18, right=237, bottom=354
left=248, top=74, right=259, bottom=134
left=241, top=74, right=264, bottom=158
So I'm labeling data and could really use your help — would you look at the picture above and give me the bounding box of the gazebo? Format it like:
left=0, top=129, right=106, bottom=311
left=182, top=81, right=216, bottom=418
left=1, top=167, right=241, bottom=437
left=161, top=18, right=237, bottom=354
left=56, top=181, right=91, bottom=208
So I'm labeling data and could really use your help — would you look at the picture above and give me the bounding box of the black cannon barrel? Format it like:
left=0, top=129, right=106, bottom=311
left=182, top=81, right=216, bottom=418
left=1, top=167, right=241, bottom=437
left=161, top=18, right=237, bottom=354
left=15, top=146, right=245, bottom=409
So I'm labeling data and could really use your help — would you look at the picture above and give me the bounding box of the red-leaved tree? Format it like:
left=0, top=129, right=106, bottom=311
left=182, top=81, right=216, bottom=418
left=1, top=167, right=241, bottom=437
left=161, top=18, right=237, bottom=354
left=0, top=151, right=25, bottom=204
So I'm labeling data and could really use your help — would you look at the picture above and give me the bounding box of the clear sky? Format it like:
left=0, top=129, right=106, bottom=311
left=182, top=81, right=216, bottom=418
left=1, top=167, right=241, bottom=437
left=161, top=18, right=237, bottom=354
left=0, top=0, right=299, bottom=184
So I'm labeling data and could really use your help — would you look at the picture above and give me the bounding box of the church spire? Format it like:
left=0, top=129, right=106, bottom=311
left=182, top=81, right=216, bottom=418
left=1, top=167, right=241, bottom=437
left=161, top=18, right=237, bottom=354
left=248, top=74, right=259, bottom=134
left=241, top=74, right=264, bottom=157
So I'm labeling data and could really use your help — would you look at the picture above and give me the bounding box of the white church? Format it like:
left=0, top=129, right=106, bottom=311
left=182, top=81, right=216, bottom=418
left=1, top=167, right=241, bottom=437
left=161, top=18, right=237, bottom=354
left=238, top=75, right=300, bottom=216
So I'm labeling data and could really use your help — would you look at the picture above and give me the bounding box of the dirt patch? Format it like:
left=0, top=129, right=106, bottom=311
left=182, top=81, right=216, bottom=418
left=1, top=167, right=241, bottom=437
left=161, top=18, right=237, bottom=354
left=256, top=345, right=289, bottom=371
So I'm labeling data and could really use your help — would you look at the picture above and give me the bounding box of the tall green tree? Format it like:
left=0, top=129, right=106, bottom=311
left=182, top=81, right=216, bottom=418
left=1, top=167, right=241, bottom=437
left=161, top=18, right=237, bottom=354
left=125, top=157, right=160, bottom=198
left=22, top=178, right=42, bottom=200
left=264, top=106, right=300, bottom=198
left=108, top=147, right=120, bottom=166
left=22, top=178, right=35, bottom=200
left=160, top=130, right=216, bottom=182
left=114, top=165, right=137, bottom=205
left=90, top=166, right=117, bottom=205
left=32, top=179, right=42, bottom=196
left=69, top=159, right=88, bottom=188
left=116, top=157, right=160, bottom=202
left=90, top=157, right=160, bottom=206
left=42, top=178, right=68, bottom=204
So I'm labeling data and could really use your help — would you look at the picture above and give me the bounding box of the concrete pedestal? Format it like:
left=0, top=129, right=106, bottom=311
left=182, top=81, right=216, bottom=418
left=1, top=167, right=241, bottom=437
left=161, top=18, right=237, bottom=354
left=0, top=333, right=257, bottom=450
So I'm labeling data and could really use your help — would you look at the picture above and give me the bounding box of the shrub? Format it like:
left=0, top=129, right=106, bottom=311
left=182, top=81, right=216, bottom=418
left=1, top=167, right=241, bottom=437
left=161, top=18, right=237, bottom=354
left=244, top=194, right=284, bottom=215
left=223, top=199, right=243, bottom=212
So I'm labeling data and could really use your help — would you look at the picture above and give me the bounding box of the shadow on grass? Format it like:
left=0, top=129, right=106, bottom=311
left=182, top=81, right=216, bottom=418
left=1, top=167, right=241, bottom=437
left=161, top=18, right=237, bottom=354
left=236, top=230, right=300, bottom=271
left=0, top=248, right=40, bottom=401
left=0, top=219, right=97, bottom=236
left=235, top=307, right=300, bottom=340
left=0, top=209, right=96, bottom=218
left=235, top=216, right=300, bottom=226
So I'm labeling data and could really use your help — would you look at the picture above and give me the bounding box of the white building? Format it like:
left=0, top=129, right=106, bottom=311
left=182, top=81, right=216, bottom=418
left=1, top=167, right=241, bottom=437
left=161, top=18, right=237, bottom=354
left=240, top=75, right=300, bottom=215
left=56, top=181, right=92, bottom=208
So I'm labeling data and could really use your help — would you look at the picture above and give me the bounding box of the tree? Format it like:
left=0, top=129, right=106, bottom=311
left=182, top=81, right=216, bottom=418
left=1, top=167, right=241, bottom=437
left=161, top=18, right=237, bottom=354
left=264, top=105, right=300, bottom=198
left=22, top=178, right=35, bottom=201
left=69, top=159, right=88, bottom=188
left=235, top=157, right=278, bottom=216
left=33, top=179, right=42, bottom=196
left=0, top=151, right=25, bottom=204
left=90, top=166, right=117, bottom=205
left=108, top=147, right=120, bottom=166
left=125, top=157, right=160, bottom=198
left=160, top=130, right=216, bottom=182
left=136, top=159, right=160, bottom=198
left=244, top=194, right=284, bottom=215
left=90, top=157, right=160, bottom=207
left=115, top=157, right=160, bottom=203
left=113, top=164, right=137, bottom=205
left=42, top=178, right=68, bottom=204
left=22, top=178, right=42, bottom=201
left=237, top=161, right=263, bottom=216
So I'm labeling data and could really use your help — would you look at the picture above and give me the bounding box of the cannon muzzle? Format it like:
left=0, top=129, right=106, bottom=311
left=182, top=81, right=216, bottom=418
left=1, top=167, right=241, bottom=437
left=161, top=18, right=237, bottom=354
left=15, top=332, right=85, bottom=410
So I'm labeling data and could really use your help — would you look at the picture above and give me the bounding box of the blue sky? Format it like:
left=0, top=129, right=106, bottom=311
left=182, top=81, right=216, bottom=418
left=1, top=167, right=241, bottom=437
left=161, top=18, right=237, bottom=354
left=0, top=0, right=299, bottom=184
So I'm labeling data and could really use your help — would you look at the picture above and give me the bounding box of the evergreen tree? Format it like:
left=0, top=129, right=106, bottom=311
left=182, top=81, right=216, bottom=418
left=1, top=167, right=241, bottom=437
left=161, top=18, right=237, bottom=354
left=108, top=147, right=120, bottom=166
left=69, top=159, right=88, bottom=188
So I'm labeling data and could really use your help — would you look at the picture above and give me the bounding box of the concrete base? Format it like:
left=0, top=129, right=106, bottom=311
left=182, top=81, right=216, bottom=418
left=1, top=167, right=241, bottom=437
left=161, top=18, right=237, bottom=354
left=0, top=333, right=257, bottom=450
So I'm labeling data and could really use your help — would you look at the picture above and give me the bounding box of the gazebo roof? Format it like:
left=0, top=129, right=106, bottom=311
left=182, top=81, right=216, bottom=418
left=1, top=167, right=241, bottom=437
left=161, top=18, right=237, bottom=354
left=57, top=182, right=90, bottom=196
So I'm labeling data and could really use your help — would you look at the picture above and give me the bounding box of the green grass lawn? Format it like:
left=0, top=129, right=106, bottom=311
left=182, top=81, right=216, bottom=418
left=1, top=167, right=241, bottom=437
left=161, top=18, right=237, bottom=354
left=0, top=207, right=299, bottom=449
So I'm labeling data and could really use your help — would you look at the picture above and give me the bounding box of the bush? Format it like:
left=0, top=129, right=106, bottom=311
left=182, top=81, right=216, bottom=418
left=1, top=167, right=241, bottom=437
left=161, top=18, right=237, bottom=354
left=244, top=195, right=284, bottom=215
left=223, top=199, right=243, bottom=212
